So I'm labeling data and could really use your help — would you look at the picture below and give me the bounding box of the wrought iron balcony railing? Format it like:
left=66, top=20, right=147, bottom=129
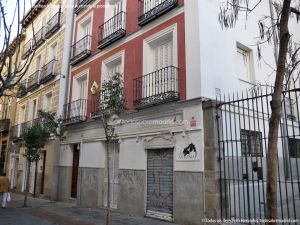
left=0, top=119, right=10, bottom=133
left=74, top=0, right=95, bottom=14
left=45, top=11, right=61, bottom=38
left=16, top=79, right=28, bottom=98
left=70, top=35, right=92, bottom=65
left=27, top=71, right=40, bottom=92
left=133, top=66, right=179, bottom=109
left=98, top=11, right=126, bottom=49
left=63, top=99, right=88, bottom=124
left=138, top=0, right=178, bottom=25
left=12, top=119, right=41, bottom=141
left=32, top=27, right=46, bottom=49
left=22, top=40, right=32, bottom=59
left=40, top=60, right=57, bottom=84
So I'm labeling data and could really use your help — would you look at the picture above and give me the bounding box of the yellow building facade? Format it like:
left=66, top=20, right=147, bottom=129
left=9, top=0, right=71, bottom=199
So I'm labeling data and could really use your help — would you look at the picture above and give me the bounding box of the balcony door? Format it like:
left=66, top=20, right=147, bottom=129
left=144, top=0, right=163, bottom=13
left=143, top=37, right=174, bottom=98
left=104, top=0, right=124, bottom=38
left=76, top=19, right=91, bottom=56
left=71, top=74, right=88, bottom=120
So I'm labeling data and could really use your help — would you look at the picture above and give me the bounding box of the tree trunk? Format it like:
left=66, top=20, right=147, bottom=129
left=266, top=0, right=291, bottom=223
left=23, top=160, right=31, bottom=207
left=105, top=141, right=111, bottom=225
left=33, top=161, right=38, bottom=197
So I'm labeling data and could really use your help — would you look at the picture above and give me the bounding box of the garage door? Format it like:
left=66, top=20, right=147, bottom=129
left=146, top=149, right=173, bottom=221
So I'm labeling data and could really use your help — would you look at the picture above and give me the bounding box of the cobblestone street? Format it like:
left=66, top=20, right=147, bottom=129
left=0, top=194, right=179, bottom=225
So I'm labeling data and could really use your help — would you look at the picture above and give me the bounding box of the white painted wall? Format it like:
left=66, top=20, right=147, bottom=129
left=59, top=144, right=73, bottom=167
left=119, top=138, right=147, bottom=170
left=79, top=142, right=106, bottom=168
left=185, top=0, right=300, bottom=100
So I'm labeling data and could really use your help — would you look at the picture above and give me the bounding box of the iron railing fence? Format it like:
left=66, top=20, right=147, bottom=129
left=27, top=71, right=40, bottom=92
left=45, top=11, right=61, bottom=38
left=133, top=66, right=179, bottom=109
left=216, top=80, right=300, bottom=224
left=70, top=35, right=92, bottom=65
left=22, top=40, right=32, bottom=59
left=11, top=118, right=41, bottom=140
left=32, top=27, right=46, bottom=49
left=98, top=11, right=126, bottom=49
left=40, top=60, right=57, bottom=84
left=138, top=0, right=178, bottom=25
left=63, top=99, right=88, bottom=124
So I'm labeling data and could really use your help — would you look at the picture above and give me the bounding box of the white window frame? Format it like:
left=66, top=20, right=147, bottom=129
left=104, top=0, right=126, bottom=21
left=29, top=98, right=39, bottom=121
left=43, top=92, right=53, bottom=112
left=236, top=42, right=255, bottom=83
left=101, top=50, right=125, bottom=84
left=77, top=13, right=93, bottom=41
left=143, top=24, right=178, bottom=74
left=72, top=69, right=89, bottom=101
left=19, top=104, right=26, bottom=124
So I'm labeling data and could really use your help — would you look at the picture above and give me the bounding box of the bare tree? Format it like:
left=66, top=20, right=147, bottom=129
left=219, top=0, right=300, bottom=223
left=0, top=0, right=36, bottom=97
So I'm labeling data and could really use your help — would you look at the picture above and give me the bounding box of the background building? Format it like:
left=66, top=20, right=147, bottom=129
left=9, top=0, right=73, bottom=200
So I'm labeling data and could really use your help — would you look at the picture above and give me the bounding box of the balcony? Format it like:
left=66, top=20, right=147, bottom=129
left=138, top=0, right=178, bottom=26
left=40, top=60, right=57, bottom=84
left=45, top=11, right=61, bottom=38
left=12, top=119, right=41, bottom=141
left=70, top=35, right=92, bottom=65
left=133, top=66, right=179, bottom=109
left=32, top=27, right=46, bottom=49
left=91, top=92, right=101, bottom=118
left=12, top=124, right=21, bottom=141
left=27, top=71, right=40, bottom=92
left=0, top=119, right=10, bottom=133
left=63, top=99, right=88, bottom=125
left=98, top=11, right=126, bottom=49
left=22, top=40, right=32, bottom=59
left=74, top=0, right=95, bottom=14
left=16, top=79, right=28, bottom=98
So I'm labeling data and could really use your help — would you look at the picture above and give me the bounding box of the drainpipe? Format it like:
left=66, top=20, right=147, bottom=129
left=58, top=0, right=75, bottom=119
left=55, top=0, right=75, bottom=200
left=268, top=0, right=290, bottom=179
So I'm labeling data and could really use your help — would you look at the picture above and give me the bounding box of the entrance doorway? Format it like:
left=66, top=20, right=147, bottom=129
left=146, top=149, right=174, bottom=221
left=71, top=144, right=80, bottom=198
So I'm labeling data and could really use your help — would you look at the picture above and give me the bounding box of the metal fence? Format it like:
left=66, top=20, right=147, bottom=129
left=216, top=83, right=300, bottom=224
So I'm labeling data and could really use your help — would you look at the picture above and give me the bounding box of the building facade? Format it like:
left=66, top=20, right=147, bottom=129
left=9, top=0, right=73, bottom=200
left=58, top=0, right=207, bottom=224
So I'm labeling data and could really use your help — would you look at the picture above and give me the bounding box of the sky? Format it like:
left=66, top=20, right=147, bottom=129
left=0, top=0, right=33, bottom=48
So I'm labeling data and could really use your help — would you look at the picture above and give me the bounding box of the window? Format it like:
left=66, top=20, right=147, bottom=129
left=143, top=26, right=177, bottom=99
left=73, top=74, right=88, bottom=101
left=241, top=129, right=263, bottom=157
left=44, top=92, right=53, bottom=112
left=29, top=99, right=38, bottom=120
left=78, top=18, right=91, bottom=40
left=236, top=45, right=253, bottom=82
left=19, top=105, right=26, bottom=123
left=36, top=55, right=42, bottom=71
left=289, top=138, right=300, bottom=158
left=48, top=42, right=57, bottom=61
left=102, top=52, right=124, bottom=82
left=153, top=38, right=173, bottom=70
left=105, top=0, right=125, bottom=20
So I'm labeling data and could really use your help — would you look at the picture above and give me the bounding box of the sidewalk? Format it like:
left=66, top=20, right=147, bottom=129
left=0, top=193, right=180, bottom=225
